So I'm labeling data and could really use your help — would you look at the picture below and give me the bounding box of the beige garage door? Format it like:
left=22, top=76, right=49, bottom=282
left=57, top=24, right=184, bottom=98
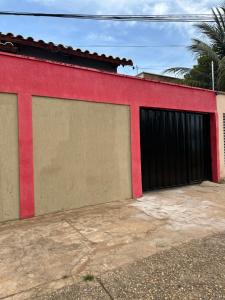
left=0, top=93, right=19, bottom=221
left=32, top=97, right=132, bottom=215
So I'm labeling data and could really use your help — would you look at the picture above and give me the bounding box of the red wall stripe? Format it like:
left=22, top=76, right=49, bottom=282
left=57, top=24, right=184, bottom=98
left=131, top=104, right=142, bottom=198
left=210, top=113, right=220, bottom=182
left=18, top=93, right=35, bottom=218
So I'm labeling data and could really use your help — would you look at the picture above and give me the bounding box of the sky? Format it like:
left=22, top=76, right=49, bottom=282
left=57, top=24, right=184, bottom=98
left=0, top=0, right=221, bottom=75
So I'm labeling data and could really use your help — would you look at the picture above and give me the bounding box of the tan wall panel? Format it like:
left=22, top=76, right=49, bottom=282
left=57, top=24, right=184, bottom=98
left=0, top=93, right=19, bottom=221
left=217, top=94, right=225, bottom=179
left=32, top=97, right=132, bottom=215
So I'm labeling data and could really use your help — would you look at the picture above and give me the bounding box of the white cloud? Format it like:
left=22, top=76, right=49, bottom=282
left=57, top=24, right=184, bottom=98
left=27, top=0, right=218, bottom=33
left=25, top=0, right=220, bottom=41
left=28, top=0, right=218, bottom=14
left=86, top=32, right=116, bottom=42
left=141, top=2, right=170, bottom=15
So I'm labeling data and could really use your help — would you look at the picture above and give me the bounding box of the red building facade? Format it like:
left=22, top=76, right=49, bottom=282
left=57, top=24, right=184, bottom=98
left=0, top=52, right=219, bottom=220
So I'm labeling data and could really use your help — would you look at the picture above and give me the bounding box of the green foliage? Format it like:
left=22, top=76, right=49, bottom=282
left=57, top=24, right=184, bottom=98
left=183, top=56, right=212, bottom=88
left=82, top=274, right=95, bottom=281
left=165, top=5, right=225, bottom=91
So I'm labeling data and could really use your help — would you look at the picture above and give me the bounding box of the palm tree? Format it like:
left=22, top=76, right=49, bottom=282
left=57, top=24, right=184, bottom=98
left=165, top=5, right=225, bottom=91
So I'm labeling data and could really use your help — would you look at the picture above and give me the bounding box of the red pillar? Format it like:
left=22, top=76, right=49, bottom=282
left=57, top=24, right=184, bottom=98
left=18, top=93, right=35, bottom=218
left=131, top=104, right=142, bottom=198
left=210, top=112, right=220, bottom=182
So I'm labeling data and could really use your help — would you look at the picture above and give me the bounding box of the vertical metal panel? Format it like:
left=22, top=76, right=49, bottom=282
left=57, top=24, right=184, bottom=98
left=140, top=108, right=212, bottom=191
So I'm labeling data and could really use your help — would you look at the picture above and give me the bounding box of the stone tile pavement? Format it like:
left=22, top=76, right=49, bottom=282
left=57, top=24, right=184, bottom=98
left=1, top=182, right=225, bottom=299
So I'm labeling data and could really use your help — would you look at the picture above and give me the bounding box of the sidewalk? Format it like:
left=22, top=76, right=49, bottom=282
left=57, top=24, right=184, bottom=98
left=38, top=232, right=225, bottom=300
left=1, top=182, right=225, bottom=299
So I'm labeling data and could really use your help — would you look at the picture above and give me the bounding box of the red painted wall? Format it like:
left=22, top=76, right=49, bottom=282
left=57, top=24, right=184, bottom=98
left=0, top=52, right=219, bottom=219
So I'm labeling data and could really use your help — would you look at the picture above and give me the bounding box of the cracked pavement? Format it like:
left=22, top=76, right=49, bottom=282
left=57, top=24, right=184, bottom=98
left=39, top=232, right=225, bottom=300
left=1, top=182, right=225, bottom=299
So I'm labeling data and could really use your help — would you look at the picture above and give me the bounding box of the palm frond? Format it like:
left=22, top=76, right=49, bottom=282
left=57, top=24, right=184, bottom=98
left=195, top=22, right=223, bottom=46
left=189, top=39, right=220, bottom=63
left=212, top=7, right=225, bottom=34
left=164, top=4, right=225, bottom=92
left=163, top=67, right=191, bottom=76
left=215, top=7, right=225, bottom=32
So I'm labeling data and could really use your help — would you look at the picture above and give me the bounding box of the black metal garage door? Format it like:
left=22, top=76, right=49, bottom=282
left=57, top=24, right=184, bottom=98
left=140, top=108, right=212, bottom=191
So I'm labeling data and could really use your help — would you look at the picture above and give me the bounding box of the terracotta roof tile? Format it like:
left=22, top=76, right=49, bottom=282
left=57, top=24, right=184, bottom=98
left=0, top=32, right=133, bottom=66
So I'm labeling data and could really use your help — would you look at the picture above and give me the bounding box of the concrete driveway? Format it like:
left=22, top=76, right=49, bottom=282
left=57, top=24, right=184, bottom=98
left=1, top=182, right=225, bottom=299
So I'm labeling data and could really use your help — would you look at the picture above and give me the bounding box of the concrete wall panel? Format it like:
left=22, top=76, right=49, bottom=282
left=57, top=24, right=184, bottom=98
left=32, top=97, right=132, bottom=215
left=217, top=94, right=225, bottom=179
left=0, top=93, right=19, bottom=221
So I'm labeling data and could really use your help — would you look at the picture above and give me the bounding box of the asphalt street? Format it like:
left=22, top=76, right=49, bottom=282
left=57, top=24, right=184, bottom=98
left=37, top=232, right=225, bottom=300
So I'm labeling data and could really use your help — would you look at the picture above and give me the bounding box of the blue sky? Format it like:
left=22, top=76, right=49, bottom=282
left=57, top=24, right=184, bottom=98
left=0, top=0, right=221, bottom=75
